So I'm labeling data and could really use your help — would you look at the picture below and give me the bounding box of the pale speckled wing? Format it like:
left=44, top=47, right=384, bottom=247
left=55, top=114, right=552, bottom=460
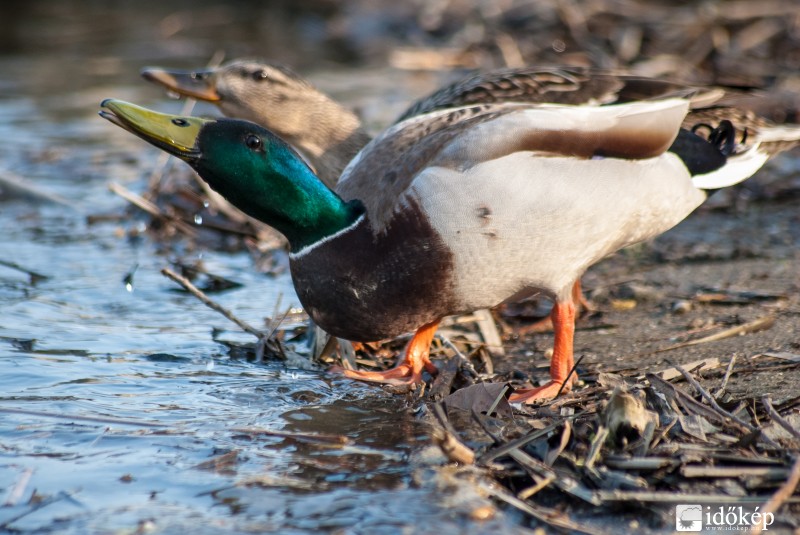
left=429, top=99, right=689, bottom=169
left=335, top=103, right=524, bottom=229
left=337, top=99, right=690, bottom=232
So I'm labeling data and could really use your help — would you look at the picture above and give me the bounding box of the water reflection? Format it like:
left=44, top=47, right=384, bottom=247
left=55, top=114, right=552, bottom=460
left=281, top=398, right=425, bottom=490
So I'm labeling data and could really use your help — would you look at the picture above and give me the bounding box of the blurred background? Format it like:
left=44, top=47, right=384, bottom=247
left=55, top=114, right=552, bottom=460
left=3, top=0, right=799, bottom=112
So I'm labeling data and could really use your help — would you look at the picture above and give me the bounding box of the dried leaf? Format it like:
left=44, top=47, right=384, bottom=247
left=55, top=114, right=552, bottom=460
left=444, top=382, right=512, bottom=418
left=597, top=372, right=627, bottom=389
left=678, top=414, right=713, bottom=442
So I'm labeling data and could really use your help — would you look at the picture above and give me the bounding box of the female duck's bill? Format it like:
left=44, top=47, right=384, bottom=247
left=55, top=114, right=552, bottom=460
left=141, top=68, right=221, bottom=102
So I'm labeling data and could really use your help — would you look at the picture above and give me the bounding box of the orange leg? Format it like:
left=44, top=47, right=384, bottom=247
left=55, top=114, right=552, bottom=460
left=571, top=279, right=593, bottom=313
left=331, top=320, right=440, bottom=386
left=509, top=299, right=577, bottom=404
left=515, top=279, right=590, bottom=334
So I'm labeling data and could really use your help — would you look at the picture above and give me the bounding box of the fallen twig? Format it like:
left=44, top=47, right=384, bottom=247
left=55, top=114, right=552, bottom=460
left=647, top=373, right=778, bottom=446
left=0, top=490, right=83, bottom=530
left=429, top=356, right=460, bottom=400
left=480, top=481, right=605, bottom=535
left=651, top=356, right=721, bottom=381
left=649, top=374, right=722, bottom=421
left=480, top=419, right=563, bottom=464
left=556, top=354, right=585, bottom=397
left=109, top=182, right=198, bottom=237
left=0, top=259, right=48, bottom=284
left=761, top=351, right=800, bottom=363
left=473, top=308, right=505, bottom=357
left=485, top=384, right=510, bottom=418
left=604, top=456, right=678, bottom=470
left=713, top=354, right=737, bottom=398
left=473, top=410, right=599, bottom=505
left=681, top=465, right=791, bottom=478
left=675, top=365, right=765, bottom=438
left=161, top=267, right=262, bottom=339
left=596, top=490, right=795, bottom=504
left=650, top=315, right=775, bottom=355
left=750, top=455, right=800, bottom=534
left=676, top=366, right=780, bottom=447
left=0, top=167, right=75, bottom=208
left=545, top=419, right=572, bottom=465
left=584, top=426, right=609, bottom=470
left=431, top=402, right=475, bottom=464
left=517, top=473, right=557, bottom=500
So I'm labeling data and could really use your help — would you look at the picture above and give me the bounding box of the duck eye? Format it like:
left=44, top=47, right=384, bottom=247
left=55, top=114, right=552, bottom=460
left=171, top=118, right=190, bottom=127
left=251, top=70, right=268, bottom=81
left=245, top=134, right=262, bottom=150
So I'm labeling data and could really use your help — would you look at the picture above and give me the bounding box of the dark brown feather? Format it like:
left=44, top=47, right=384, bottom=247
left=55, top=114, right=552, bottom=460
left=290, top=200, right=457, bottom=341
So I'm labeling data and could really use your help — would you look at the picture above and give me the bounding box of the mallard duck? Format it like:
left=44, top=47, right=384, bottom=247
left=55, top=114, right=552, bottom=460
left=99, top=93, right=800, bottom=403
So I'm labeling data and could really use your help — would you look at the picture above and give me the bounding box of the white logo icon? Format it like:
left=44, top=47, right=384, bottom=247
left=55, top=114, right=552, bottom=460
left=676, top=504, right=703, bottom=531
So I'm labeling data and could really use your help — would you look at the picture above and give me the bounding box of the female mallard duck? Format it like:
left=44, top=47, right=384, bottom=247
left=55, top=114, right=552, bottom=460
left=100, top=95, right=800, bottom=403
left=141, top=61, right=717, bottom=187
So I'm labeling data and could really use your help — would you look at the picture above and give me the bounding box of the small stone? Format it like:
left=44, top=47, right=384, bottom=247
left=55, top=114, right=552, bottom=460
left=618, top=282, right=665, bottom=302
left=470, top=504, right=496, bottom=521
left=611, top=299, right=637, bottom=311
left=671, top=300, right=692, bottom=314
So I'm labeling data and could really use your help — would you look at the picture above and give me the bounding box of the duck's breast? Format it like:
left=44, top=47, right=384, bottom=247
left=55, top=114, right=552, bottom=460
left=289, top=205, right=458, bottom=341
left=412, top=150, right=707, bottom=305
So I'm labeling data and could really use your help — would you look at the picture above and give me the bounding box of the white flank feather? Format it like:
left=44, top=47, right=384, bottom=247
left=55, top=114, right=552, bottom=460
left=691, top=147, right=769, bottom=190
left=692, top=123, right=800, bottom=190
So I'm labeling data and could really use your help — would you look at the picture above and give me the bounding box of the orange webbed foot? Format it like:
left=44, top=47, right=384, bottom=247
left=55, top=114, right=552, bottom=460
left=329, top=320, right=440, bottom=387
left=329, top=363, right=426, bottom=386
left=509, top=380, right=572, bottom=404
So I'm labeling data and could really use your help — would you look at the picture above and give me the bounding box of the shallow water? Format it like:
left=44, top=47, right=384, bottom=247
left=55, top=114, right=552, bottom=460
left=0, top=4, right=519, bottom=534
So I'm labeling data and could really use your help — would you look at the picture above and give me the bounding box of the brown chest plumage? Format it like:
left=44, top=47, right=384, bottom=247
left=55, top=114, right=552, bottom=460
left=289, top=203, right=457, bottom=342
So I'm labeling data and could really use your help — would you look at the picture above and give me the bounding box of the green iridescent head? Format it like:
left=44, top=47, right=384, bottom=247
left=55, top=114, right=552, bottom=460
left=100, top=99, right=363, bottom=250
